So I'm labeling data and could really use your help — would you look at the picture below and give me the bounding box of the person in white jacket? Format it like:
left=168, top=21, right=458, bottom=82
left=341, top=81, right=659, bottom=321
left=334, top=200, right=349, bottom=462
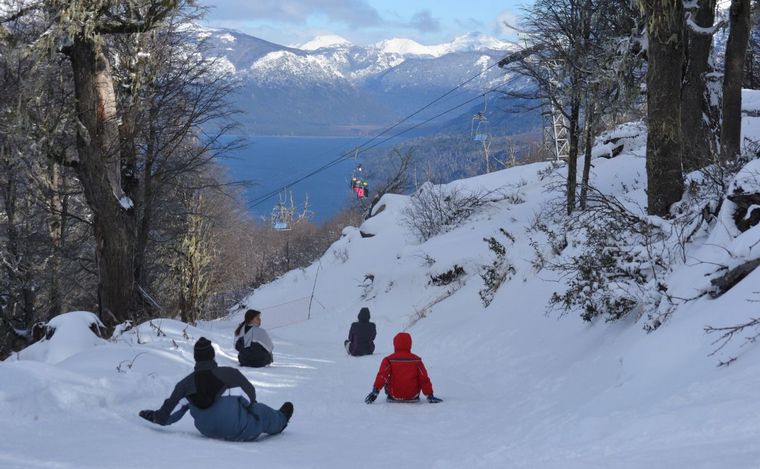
left=234, top=309, right=274, bottom=367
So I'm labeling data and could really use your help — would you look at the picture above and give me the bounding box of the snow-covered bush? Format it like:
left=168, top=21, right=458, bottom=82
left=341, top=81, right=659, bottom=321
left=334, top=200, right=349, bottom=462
left=724, top=160, right=760, bottom=232
left=360, top=274, right=375, bottom=300
left=548, top=189, right=670, bottom=322
left=402, top=182, right=493, bottom=241
left=332, top=246, right=349, bottom=263
left=547, top=166, right=734, bottom=325
left=479, top=229, right=516, bottom=307
left=527, top=215, right=568, bottom=272
left=429, top=264, right=466, bottom=286
left=14, top=312, right=106, bottom=363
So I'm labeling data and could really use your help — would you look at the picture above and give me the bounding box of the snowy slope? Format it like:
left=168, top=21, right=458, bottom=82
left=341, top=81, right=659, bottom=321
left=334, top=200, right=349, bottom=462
left=3, top=110, right=760, bottom=467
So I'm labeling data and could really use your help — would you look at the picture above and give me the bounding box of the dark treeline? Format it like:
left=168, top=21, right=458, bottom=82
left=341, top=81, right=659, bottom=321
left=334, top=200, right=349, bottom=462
left=363, top=132, right=543, bottom=190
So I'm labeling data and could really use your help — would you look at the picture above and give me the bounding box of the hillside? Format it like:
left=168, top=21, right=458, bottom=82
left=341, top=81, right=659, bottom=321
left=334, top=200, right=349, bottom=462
left=2, top=107, right=760, bottom=467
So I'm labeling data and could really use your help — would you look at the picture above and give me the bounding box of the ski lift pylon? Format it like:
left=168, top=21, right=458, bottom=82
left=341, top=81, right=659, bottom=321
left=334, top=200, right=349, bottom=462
left=471, top=94, right=490, bottom=142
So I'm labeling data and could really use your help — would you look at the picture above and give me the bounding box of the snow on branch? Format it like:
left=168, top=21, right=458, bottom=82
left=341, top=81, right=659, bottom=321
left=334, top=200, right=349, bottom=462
left=686, top=12, right=726, bottom=36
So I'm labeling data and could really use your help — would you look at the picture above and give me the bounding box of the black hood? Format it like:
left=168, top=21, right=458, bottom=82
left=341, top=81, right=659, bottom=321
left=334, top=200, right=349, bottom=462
left=358, top=307, right=370, bottom=322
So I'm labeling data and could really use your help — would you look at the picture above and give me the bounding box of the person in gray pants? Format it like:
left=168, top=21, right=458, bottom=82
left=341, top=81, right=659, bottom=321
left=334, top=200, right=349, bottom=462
left=139, top=337, right=293, bottom=441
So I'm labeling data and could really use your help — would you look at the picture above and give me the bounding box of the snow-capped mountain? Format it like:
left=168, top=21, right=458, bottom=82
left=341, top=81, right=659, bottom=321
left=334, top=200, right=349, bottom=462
left=374, top=33, right=512, bottom=58
left=198, top=27, right=524, bottom=136
left=297, top=34, right=353, bottom=51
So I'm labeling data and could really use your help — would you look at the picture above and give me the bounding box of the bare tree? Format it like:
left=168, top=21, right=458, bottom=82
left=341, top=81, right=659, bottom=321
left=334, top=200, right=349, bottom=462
left=108, top=11, right=242, bottom=305
left=45, top=0, right=185, bottom=325
left=511, top=0, right=639, bottom=214
left=365, top=148, right=414, bottom=218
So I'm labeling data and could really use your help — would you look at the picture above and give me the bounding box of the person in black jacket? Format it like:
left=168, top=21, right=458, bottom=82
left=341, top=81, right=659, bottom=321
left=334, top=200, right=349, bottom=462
left=344, top=307, right=376, bottom=356
left=139, top=337, right=293, bottom=441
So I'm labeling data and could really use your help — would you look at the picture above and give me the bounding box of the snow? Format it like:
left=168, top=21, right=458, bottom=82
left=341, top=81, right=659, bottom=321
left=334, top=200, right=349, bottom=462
left=206, top=28, right=514, bottom=92
left=375, top=37, right=439, bottom=57
left=248, top=50, right=347, bottom=84
left=18, top=312, right=105, bottom=364
left=217, top=33, right=236, bottom=44
left=375, top=33, right=513, bottom=58
left=447, top=32, right=513, bottom=53
left=742, top=89, right=760, bottom=113
left=119, top=195, right=134, bottom=210
left=731, top=158, right=760, bottom=194
left=4, top=115, right=760, bottom=467
left=298, top=35, right=352, bottom=51
left=208, top=55, right=236, bottom=75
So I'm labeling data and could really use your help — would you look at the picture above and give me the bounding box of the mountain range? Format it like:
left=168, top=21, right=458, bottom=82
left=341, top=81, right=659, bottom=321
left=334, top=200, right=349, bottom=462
left=195, top=26, right=538, bottom=136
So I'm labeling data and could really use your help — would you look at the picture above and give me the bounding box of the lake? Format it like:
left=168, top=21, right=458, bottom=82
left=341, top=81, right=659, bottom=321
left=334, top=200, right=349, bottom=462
left=219, top=136, right=370, bottom=223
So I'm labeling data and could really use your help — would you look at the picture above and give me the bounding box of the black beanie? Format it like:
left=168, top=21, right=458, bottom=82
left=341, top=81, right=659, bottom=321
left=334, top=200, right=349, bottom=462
left=194, top=337, right=215, bottom=362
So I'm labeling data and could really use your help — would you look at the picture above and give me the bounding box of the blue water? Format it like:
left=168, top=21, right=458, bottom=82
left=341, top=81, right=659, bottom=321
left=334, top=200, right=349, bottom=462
left=219, top=136, right=368, bottom=223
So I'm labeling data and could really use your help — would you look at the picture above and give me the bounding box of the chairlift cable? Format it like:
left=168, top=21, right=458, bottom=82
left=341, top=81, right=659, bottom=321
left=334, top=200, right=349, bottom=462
left=248, top=84, right=509, bottom=209
left=248, top=55, right=512, bottom=209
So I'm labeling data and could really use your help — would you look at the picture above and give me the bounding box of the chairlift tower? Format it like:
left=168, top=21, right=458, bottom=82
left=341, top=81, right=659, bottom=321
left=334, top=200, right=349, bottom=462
left=544, top=61, right=570, bottom=163
left=497, top=48, right=569, bottom=163
left=471, top=95, right=493, bottom=173
left=543, top=99, right=570, bottom=162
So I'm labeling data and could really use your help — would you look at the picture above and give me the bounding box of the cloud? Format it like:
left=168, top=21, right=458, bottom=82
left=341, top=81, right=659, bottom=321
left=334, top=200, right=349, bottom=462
left=407, top=10, right=440, bottom=33
left=493, top=9, right=520, bottom=36
left=202, top=0, right=383, bottom=27
left=455, top=17, right=484, bottom=31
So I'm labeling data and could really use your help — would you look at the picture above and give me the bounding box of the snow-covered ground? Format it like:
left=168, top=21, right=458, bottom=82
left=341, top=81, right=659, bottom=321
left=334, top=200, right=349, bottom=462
left=3, top=113, right=760, bottom=468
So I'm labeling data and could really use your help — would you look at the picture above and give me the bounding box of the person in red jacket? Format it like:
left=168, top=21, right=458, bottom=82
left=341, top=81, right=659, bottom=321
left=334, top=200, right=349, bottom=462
left=364, top=332, right=443, bottom=404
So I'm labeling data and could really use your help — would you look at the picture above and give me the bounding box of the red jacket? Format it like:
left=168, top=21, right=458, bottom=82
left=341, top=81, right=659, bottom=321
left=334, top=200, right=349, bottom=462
left=372, top=332, right=434, bottom=400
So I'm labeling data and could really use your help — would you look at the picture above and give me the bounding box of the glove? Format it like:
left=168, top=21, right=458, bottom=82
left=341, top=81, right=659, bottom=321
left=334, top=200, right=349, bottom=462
left=364, top=388, right=379, bottom=404
left=427, top=395, right=443, bottom=404
left=139, top=409, right=156, bottom=422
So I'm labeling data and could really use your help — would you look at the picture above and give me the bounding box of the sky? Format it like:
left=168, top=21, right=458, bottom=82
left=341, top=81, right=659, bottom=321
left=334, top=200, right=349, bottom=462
left=196, top=0, right=527, bottom=47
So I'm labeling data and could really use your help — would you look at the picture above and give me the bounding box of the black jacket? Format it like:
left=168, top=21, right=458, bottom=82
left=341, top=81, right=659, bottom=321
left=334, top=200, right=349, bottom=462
left=235, top=326, right=273, bottom=368
left=153, top=361, right=256, bottom=425
left=237, top=340, right=273, bottom=367
left=347, top=309, right=376, bottom=356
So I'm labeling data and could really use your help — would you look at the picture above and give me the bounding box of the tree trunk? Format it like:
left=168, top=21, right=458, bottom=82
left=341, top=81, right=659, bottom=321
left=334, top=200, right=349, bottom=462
left=644, top=0, right=685, bottom=216
left=566, top=91, right=581, bottom=215
left=580, top=91, right=595, bottom=210
left=134, top=109, right=157, bottom=288
left=681, top=0, right=717, bottom=171
left=709, top=257, right=760, bottom=297
left=720, top=0, right=752, bottom=162
left=1, top=147, right=34, bottom=325
left=46, top=160, right=66, bottom=319
left=68, top=37, right=136, bottom=326
left=119, top=52, right=141, bottom=209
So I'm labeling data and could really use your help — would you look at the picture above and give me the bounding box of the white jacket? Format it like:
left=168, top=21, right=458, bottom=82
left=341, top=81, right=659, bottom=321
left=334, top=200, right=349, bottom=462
left=243, top=325, right=274, bottom=354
